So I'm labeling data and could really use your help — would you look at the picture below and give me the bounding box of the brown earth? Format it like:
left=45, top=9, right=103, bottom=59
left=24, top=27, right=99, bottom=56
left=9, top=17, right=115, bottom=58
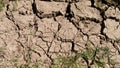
left=0, top=0, right=120, bottom=68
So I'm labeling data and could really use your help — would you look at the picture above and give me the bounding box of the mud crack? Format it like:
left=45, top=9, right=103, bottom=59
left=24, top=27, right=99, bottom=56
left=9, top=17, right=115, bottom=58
left=32, top=0, right=63, bottom=20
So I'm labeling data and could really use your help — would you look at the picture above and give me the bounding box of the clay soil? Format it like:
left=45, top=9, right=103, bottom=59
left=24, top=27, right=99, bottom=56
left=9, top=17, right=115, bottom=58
left=0, top=0, right=120, bottom=68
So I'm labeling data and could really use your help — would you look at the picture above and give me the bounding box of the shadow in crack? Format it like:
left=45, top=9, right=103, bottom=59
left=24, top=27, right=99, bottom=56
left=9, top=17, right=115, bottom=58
left=65, top=2, right=74, bottom=20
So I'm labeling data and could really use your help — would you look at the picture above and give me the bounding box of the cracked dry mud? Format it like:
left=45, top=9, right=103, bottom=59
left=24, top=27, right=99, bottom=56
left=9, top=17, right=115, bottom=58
left=0, top=0, right=120, bottom=68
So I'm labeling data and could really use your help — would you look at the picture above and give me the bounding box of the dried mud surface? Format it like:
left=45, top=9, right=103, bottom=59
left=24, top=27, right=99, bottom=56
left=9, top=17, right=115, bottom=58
left=0, top=0, right=120, bottom=68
